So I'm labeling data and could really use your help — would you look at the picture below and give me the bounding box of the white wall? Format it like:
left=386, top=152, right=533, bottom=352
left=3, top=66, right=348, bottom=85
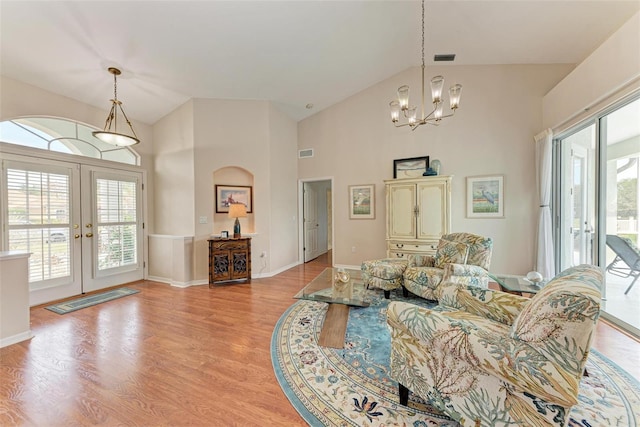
left=544, top=12, right=640, bottom=130
left=151, top=98, right=298, bottom=282
left=152, top=100, right=195, bottom=236
left=267, top=104, right=299, bottom=274
left=298, top=64, right=573, bottom=274
left=0, top=252, right=31, bottom=347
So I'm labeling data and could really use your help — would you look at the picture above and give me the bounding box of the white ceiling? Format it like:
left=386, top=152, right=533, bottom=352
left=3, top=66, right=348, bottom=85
left=1, top=1, right=639, bottom=125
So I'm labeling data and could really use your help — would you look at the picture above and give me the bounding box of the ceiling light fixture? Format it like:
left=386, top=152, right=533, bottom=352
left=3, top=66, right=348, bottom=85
left=92, top=67, right=140, bottom=146
left=389, top=0, right=462, bottom=130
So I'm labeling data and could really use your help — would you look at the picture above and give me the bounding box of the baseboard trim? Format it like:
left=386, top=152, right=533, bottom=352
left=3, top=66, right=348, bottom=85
left=253, top=261, right=301, bottom=279
left=0, top=330, right=33, bottom=348
left=147, top=276, right=208, bottom=288
left=147, top=262, right=302, bottom=287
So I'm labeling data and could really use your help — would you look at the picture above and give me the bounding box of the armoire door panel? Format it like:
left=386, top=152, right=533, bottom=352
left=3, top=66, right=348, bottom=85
left=417, top=181, right=447, bottom=240
left=387, top=184, right=416, bottom=239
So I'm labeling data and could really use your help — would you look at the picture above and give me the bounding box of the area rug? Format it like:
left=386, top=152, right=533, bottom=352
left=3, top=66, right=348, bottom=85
left=271, top=290, right=640, bottom=426
left=45, top=287, right=139, bottom=314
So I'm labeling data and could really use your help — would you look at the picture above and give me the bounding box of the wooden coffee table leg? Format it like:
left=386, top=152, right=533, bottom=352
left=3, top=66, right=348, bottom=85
left=499, top=285, right=523, bottom=296
left=318, top=304, right=350, bottom=348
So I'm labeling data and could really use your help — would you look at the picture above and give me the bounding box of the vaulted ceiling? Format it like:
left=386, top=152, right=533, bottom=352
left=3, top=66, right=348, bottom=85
left=1, top=1, right=638, bottom=124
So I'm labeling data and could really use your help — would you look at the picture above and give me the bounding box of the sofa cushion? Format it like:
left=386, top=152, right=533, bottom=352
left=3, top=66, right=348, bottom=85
left=434, top=240, right=469, bottom=268
left=403, top=266, right=444, bottom=300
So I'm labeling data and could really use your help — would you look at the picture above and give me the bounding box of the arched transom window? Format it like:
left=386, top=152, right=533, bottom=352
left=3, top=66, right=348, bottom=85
left=0, top=116, right=139, bottom=165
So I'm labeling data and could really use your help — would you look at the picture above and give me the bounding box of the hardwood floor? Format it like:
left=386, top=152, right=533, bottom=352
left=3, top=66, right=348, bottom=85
left=1, top=251, right=638, bottom=426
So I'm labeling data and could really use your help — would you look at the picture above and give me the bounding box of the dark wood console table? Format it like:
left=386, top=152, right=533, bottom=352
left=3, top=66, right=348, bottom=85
left=208, top=237, right=251, bottom=286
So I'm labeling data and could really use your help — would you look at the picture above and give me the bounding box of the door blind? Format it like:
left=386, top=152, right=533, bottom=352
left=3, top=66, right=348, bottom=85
left=6, top=168, right=71, bottom=283
left=95, top=178, right=137, bottom=271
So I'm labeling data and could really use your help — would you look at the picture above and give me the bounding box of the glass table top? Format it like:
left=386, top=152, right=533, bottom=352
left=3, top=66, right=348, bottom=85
left=294, top=267, right=369, bottom=307
left=491, top=273, right=547, bottom=294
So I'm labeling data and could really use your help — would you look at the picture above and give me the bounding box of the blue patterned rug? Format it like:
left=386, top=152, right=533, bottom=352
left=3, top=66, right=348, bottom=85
left=45, top=287, right=139, bottom=314
left=271, top=290, right=640, bottom=426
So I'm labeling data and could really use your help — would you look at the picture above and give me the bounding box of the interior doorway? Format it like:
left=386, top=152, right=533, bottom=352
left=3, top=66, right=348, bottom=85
left=300, top=178, right=333, bottom=264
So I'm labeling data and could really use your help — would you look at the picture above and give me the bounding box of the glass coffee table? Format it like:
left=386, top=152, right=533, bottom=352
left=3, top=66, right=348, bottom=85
left=490, top=273, right=547, bottom=296
left=294, top=267, right=369, bottom=348
left=294, top=267, right=369, bottom=307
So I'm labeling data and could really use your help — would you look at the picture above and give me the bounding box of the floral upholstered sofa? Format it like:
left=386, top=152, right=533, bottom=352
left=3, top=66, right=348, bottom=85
left=387, top=264, right=602, bottom=427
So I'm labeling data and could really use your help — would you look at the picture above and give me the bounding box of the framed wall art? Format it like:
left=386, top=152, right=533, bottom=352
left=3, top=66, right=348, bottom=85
left=215, top=185, right=253, bottom=213
left=348, top=184, right=375, bottom=219
left=466, top=175, right=504, bottom=218
left=393, top=156, right=429, bottom=179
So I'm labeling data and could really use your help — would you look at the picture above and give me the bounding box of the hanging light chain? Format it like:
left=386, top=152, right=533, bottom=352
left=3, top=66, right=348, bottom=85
left=113, top=69, right=118, bottom=101
left=421, top=0, right=425, bottom=69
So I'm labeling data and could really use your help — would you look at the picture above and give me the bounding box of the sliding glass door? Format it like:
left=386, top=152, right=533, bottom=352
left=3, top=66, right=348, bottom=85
left=555, top=95, right=640, bottom=335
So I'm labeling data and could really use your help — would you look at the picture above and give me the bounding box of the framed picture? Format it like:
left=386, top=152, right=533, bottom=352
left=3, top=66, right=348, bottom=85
left=220, top=231, right=229, bottom=239
left=349, top=184, right=375, bottom=219
left=215, top=185, right=253, bottom=213
left=466, top=175, right=504, bottom=218
left=393, top=156, right=429, bottom=179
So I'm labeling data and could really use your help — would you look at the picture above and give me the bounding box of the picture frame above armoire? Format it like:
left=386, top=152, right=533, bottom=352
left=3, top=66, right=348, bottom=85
left=393, top=156, right=429, bottom=178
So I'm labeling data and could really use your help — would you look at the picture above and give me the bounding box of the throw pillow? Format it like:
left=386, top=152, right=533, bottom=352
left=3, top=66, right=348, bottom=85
left=434, top=240, right=469, bottom=268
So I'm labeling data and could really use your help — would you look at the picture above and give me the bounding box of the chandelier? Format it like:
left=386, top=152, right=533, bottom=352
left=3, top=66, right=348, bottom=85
left=389, top=0, right=462, bottom=130
left=92, top=67, right=140, bottom=146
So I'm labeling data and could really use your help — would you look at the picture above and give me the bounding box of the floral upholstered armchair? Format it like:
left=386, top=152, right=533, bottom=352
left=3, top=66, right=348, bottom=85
left=402, top=232, right=493, bottom=300
left=387, top=264, right=603, bottom=427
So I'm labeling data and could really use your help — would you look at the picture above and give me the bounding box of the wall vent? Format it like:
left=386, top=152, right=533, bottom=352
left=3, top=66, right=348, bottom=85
left=299, top=148, right=314, bottom=158
left=434, top=54, right=456, bottom=62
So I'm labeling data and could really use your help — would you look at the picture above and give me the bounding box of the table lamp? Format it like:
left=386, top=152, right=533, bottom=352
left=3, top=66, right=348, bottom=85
left=228, top=203, right=247, bottom=238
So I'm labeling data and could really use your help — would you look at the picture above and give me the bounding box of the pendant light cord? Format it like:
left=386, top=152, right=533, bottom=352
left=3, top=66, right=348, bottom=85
left=113, top=70, right=118, bottom=102
left=421, top=0, right=425, bottom=69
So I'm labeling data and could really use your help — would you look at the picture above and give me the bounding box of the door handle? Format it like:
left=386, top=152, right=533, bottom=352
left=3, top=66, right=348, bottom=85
left=85, top=233, right=94, bottom=238
left=85, top=223, right=92, bottom=228
left=75, top=234, right=81, bottom=239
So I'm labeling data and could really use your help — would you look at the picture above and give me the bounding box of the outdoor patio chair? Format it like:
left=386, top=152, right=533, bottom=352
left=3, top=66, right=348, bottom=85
left=605, top=234, right=640, bottom=295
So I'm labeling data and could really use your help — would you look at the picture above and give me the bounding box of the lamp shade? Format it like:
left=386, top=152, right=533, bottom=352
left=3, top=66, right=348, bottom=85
left=430, top=75, right=444, bottom=104
left=397, top=85, right=410, bottom=110
left=228, top=203, right=247, bottom=218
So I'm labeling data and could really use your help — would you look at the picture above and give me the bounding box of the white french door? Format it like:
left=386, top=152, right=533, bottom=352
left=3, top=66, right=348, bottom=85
left=2, top=156, right=144, bottom=305
left=571, top=144, right=593, bottom=265
left=81, top=166, right=143, bottom=293
left=557, top=125, right=596, bottom=270
left=3, top=158, right=82, bottom=305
